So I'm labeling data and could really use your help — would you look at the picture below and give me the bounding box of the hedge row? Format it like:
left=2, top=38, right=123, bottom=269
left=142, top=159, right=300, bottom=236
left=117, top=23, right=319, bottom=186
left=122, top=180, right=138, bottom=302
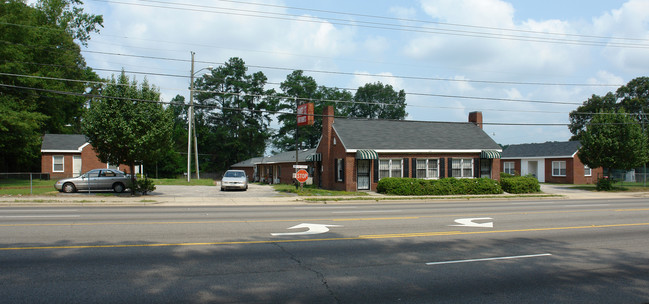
left=376, top=177, right=503, bottom=196
left=500, top=176, right=541, bottom=194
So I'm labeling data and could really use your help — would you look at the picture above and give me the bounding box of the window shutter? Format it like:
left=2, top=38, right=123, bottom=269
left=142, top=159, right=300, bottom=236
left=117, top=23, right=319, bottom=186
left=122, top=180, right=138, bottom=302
left=474, top=158, right=480, bottom=178
left=411, top=158, right=417, bottom=178
left=373, top=159, right=379, bottom=182
left=334, top=159, right=338, bottom=182
left=403, top=158, right=409, bottom=178
left=440, top=158, right=445, bottom=178
left=341, top=159, right=345, bottom=182
left=447, top=158, right=453, bottom=177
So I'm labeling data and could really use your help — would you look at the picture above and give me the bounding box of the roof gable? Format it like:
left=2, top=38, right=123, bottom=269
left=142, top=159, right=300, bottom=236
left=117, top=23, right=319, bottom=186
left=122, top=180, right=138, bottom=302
left=502, top=141, right=581, bottom=158
left=41, top=134, right=88, bottom=152
left=332, top=119, right=501, bottom=151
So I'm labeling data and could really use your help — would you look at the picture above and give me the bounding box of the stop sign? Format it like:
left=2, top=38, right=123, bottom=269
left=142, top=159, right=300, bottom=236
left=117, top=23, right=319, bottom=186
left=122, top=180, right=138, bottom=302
left=295, top=169, right=309, bottom=183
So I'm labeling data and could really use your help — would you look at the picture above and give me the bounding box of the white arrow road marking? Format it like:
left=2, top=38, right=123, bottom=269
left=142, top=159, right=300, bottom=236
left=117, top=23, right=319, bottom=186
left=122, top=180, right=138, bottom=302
left=450, top=217, right=493, bottom=228
left=271, top=223, right=342, bottom=236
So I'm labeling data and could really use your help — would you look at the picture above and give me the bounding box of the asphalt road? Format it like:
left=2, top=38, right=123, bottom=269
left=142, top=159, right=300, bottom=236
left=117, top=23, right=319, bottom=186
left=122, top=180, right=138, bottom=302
left=1, top=198, right=648, bottom=303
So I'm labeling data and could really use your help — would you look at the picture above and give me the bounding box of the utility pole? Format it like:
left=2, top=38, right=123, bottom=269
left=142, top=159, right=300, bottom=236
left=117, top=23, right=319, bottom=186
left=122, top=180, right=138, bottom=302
left=187, top=51, right=195, bottom=182
left=295, top=96, right=299, bottom=189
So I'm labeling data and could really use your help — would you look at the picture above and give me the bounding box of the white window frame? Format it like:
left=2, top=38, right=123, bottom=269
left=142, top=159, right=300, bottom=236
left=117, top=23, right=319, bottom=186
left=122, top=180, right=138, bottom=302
left=552, top=161, right=567, bottom=177
left=52, top=155, right=64, bottom=172
left=503, top=162, right=515, bottom=175
left=584, top=165, right=592, bottom=177
left=378, top=159, right=402, bottom=179
left=416, top=159, right=439, bottom=179
left=452, top=158, right=474, bottom=178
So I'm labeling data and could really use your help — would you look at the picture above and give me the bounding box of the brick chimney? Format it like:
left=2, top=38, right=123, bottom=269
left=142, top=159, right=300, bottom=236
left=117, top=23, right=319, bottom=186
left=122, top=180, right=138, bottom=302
left=468, top=111, right=483, bottom=129
left=319, top=106, right=335, bottom=189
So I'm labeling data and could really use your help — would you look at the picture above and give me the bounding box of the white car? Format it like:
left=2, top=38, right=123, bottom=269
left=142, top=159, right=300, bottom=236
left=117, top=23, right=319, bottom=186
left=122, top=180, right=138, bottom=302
left=221, top=170, right=248, bottom=191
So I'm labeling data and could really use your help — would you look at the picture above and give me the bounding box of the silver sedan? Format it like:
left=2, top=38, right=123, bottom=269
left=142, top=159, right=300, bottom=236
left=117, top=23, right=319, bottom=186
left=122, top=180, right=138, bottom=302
left=55, top=169, right=132, bottom=193
left=220, top=170, right=248, bottom=191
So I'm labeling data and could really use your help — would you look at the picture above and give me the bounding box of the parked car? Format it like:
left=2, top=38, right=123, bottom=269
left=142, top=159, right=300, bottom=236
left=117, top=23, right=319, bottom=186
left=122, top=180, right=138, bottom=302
left=55, top=169, right=132, bottom=193
left=221, top=170, right=248, bottom=191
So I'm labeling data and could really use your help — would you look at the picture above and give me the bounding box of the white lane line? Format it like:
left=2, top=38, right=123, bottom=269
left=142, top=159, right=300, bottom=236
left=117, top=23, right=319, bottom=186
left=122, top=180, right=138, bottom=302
left=0, top=215, right=81, bottom=218
left=332, top=210, right=402, bottom=214
left=426, top=253, right=552, bottom=266
left=563, top=204, right=611, bottom=207
left=293, top=206, right=358, bottom=210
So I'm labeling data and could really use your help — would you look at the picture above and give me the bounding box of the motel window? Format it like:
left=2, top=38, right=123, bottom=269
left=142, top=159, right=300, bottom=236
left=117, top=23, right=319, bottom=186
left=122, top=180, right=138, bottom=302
left=416, top=159, right=439, bottom=179
left=379, top=159, right=402, bottom=179
left=53, top=155, right=64, bottom=172
left=552, top=161, right=567, bottom=177
left=452, top=158, right=473, bottom=178
left=584, top=165, right=592, bottom=177
left=503, top=162, right=515, bottom=175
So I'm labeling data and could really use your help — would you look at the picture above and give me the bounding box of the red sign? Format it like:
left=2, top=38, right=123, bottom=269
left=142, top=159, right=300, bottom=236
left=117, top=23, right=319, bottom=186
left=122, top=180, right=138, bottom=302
left=297, top=103, right=314, bottom=126
left=295, top=169, right=309, bottom=183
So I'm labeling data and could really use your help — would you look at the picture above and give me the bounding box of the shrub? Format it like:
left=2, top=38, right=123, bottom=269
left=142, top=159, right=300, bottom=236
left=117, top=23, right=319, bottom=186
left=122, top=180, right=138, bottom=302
left=136, top=178, right=156, bottom=194
left=376, top=177, right=503, bottom=196
left=596, top=177, right=614, bottom=191
left=500, top=176, right=540, bottom=194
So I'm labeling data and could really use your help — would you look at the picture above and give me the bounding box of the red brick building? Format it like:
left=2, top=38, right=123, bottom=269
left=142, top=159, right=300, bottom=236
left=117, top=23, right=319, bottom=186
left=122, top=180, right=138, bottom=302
left=501, top=141, right=603, bottom=184
left=41, top=134, right=133, bottom=179
left=230, top=149, right=315, bottom=184
left=312, top=106, right=503, bottom=192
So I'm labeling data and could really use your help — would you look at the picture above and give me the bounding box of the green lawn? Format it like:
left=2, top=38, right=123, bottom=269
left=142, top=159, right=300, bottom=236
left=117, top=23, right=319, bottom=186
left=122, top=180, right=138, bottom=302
left=569, top=182, right=649, bottom=192
left=149, top=178, right=216, bottom=186
left=0, top=179, right=58, bottom=195
left=272, top=184, right=369, bottom=196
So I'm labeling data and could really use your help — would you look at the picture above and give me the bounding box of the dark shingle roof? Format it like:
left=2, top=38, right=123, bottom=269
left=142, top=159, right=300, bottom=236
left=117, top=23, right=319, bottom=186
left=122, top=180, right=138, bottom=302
left=41, top=134, right=88, bottom=151
left=231, top=157, right=264, bottom=168
left=502, top=141, right=581, bottom=158
left=332, top=119, right=501, bottom=150
left=262, top=148, right=316, bottom=164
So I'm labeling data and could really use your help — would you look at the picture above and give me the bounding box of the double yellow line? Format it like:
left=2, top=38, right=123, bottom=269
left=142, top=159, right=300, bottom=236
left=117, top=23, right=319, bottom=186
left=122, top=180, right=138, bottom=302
left=2, top=222, right=648, bottom=251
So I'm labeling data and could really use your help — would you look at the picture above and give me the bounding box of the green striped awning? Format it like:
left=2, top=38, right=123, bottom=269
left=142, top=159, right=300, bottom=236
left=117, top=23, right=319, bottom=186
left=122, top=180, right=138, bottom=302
left=356, top=149, right=378, bottom=160
left=306, top=153, right=321, bottom=162
left=481, top=150, right=501, bottom=159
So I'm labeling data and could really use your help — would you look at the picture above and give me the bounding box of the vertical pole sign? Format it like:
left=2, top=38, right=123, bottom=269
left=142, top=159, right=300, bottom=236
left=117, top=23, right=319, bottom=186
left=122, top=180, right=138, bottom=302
left=295, top=103, right=314, bottom=190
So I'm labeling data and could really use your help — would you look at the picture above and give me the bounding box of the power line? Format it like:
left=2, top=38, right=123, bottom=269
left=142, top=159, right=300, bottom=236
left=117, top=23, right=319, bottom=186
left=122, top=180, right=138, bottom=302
left=89, top=0, right=649, bottom=49
left=5, top=83, right=640, bottom=126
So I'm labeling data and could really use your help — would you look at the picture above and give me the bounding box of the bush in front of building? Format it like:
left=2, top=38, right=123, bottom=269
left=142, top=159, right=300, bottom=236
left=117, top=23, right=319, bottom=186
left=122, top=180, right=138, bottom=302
left=376, top=177, right=503, bottom=196
left=500, top=176, right=540, bottom=194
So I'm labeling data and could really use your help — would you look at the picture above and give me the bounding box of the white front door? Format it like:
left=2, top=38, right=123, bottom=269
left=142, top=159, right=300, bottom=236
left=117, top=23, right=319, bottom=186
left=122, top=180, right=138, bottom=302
left=357, top=160, right=370, bottom=190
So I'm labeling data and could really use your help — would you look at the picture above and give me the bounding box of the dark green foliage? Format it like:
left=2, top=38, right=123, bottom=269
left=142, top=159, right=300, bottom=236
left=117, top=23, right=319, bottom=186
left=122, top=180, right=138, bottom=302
left=0, top=0, right=102, bottom=172
left=500, top=176, right=541, bottom=194
left=377, top=177, right=503, bottom=196
left=596, top=177, right=615, bottom=191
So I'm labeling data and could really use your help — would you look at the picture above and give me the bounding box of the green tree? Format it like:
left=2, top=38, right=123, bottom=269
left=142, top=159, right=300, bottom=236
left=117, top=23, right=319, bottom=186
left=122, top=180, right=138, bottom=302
left=578, top=110, right=649, bottom=176
left=82, top=71, right=173, bottom=193
left=0, top=0, right=102, bottom=171
left=193, top=58, right=275, bottom=172
left=344, top=82, right=407, bottom=120
left=569, top=77, right=649, bottom=141
left=273, top=70, right=352, bottom=152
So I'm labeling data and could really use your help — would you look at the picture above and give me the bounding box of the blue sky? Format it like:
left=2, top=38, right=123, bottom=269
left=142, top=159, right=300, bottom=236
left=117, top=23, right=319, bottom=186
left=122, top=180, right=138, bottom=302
left=78, top=0, right=649, bottom=148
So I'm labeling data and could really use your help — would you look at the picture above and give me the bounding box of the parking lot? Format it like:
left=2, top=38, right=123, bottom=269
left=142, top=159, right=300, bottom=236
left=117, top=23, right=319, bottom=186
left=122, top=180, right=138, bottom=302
left=149, top=183, right=292, bottom=198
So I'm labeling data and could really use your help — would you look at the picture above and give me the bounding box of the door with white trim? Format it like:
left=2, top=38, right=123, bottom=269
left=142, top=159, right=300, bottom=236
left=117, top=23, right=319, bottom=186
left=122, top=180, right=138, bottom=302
left=357, top=160, right=370, bottom=190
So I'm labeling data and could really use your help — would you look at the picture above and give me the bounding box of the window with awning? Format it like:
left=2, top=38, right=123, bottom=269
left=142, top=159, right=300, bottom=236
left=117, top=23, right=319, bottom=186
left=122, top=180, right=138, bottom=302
left=355, top=149, right=378, bottom=160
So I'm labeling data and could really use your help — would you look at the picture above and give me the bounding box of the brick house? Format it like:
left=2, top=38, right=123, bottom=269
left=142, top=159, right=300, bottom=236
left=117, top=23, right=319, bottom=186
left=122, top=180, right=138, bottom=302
left=500, top=141, right=603, bottom=184
left=41, top=134, right=133, bottom=179
left=231, top=149, right=316, bottom=185
left=312, top=106, right=503, bottom=192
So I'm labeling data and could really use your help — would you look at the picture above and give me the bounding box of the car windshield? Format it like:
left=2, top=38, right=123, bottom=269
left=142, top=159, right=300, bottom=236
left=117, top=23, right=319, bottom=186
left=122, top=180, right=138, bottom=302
left=224, top=171, right=245, bottom=178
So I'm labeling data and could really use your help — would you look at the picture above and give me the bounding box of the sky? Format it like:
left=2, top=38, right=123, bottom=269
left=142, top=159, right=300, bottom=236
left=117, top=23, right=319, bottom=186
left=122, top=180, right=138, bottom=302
left=75, top=0, right=649, bottom=148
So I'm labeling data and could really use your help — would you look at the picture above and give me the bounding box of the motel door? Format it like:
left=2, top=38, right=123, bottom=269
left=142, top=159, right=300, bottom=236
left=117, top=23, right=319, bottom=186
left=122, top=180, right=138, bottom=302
left=357, top=160, right=370, bottom=190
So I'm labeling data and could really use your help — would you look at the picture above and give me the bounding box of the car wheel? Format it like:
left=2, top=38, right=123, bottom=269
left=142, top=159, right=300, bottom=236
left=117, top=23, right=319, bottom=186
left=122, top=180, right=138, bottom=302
left=113, top=183, right=125, bottom=193
left=62, top=183, right=76, bottom=193
left=220, top=187, right=225, bottom=191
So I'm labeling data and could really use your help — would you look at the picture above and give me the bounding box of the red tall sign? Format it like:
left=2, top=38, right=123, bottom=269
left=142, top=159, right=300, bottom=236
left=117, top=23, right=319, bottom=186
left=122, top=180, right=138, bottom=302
left=297, top=103, right=314, bottom=126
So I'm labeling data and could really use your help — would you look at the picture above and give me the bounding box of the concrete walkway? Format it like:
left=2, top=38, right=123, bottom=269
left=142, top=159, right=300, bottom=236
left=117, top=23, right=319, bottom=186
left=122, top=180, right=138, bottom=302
left=1, top=183, right=647, bottom=207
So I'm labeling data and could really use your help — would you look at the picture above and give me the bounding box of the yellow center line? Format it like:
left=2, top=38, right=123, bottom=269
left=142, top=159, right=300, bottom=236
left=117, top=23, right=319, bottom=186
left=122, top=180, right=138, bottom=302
left=2, top=222, right=648, bottom=251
